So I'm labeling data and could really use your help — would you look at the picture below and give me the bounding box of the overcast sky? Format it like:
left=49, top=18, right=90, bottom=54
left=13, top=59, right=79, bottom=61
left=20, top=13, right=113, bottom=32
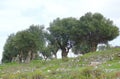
left=0, top=0, right=120, bottom=61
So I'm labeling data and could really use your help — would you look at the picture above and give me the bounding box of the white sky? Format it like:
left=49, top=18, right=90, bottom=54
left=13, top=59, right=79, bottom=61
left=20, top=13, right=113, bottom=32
left=0, top=0, right=120, bottom=61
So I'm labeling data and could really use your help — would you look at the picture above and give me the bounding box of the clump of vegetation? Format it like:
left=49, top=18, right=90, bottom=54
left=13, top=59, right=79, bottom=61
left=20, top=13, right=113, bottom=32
left=80, top=67, right=103, bottom=79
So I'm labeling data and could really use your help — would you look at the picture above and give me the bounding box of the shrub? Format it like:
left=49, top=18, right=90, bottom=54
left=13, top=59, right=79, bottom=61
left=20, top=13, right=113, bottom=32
left=81, top=67, right=104, bottom=79
left=81, top=67, right=92, bottom=78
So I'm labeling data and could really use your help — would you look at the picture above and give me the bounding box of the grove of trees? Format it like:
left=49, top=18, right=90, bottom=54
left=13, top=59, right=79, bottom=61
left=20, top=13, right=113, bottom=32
left=2, top=12, right=119, bottom=63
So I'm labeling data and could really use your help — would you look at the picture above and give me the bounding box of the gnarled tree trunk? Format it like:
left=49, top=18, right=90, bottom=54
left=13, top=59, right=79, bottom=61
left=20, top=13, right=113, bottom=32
left=90, top=42, right=98, bottom=52
left=25, top=50, right=32, bottom=63
left=61, top=48, right=69, bottom=58
left=53, top=49, right=58, bottom=58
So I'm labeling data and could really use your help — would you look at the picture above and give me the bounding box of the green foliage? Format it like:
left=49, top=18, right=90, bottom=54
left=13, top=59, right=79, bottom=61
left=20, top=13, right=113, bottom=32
left=78, top=12, right=119, bottom=52
left=72, top=42, right=90, bottom=54
left=2, top=34, right=18, bottom=63
left=28, top=25, right=46, bottom=50
left=2, top=25, right=46, bottom=63
left=44, top=32, right=59, bottom=58
left=48, top=12, right=119, bottom=56
left=41, top=46, right=53, bottom=60
left=48, top=17, right=79, bottom=58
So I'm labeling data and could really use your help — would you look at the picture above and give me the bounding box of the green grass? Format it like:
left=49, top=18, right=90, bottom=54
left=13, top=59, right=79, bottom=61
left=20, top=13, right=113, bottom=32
left=0, top=48, right=120, bottom=79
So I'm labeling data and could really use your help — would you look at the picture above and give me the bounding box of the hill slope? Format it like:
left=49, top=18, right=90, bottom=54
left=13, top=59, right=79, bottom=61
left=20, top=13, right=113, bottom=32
left=0, top=48, right=120, bottom=79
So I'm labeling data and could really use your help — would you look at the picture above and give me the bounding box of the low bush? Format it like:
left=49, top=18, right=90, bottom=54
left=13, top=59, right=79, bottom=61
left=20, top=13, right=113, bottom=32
left=81, top=67, right=104, bottom=79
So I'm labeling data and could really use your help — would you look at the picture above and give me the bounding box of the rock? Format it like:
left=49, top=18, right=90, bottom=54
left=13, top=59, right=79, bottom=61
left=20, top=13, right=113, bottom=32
left=89, top=61, right=101, bottom=67
left=47, top=70, right=51, bottom=72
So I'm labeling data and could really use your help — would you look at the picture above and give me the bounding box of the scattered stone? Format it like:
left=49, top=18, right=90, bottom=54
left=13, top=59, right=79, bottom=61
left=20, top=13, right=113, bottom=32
left=108, top=64, right=111, bottom=67
left=56, top=68, right=70, bottom=72
left=89, top=61, right=101, bottom=67
left=47, top=70, right=51, bottom=72
left=118, top=61, right=120, bottom=63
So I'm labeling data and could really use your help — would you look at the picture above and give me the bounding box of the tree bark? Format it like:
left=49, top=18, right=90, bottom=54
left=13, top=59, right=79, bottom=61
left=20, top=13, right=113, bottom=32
left=90, top=42, right=98, bottom=52
left=53, top=53, right=57, bottom=58
left=61, top=48, right=69, bottom=58
left=32, top=53, right=36, bottom=60
left=19, top=51, right=23, bottom=63
left=53, top=49, right=58, bottom=58
left=25, top=50, right=32, bottom=63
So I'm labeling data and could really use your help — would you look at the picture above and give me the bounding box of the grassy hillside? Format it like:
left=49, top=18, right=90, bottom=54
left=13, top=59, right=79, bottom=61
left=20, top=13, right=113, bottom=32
left=0, top=48, right=120, bottom=79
